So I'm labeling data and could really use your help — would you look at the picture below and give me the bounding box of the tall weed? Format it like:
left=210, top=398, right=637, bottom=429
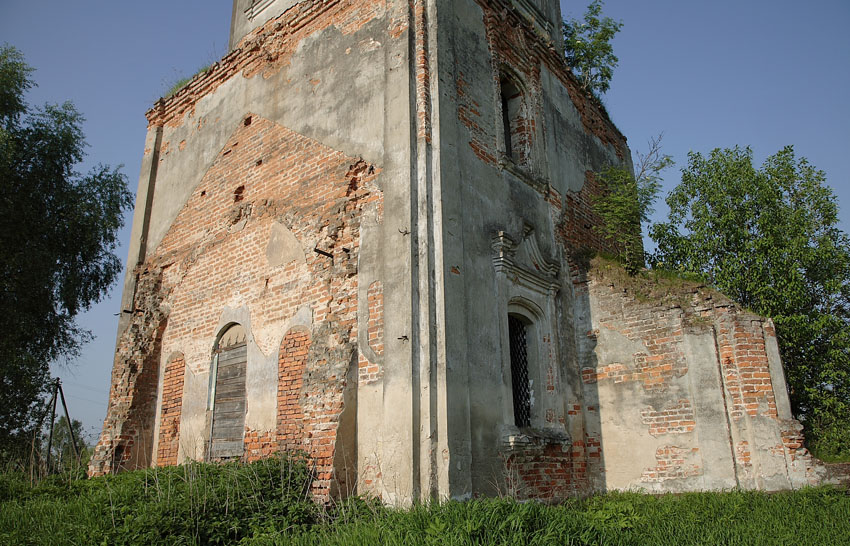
left=2, top=458, right=848, bottom=546
left=0, top=455, right=317, bottom=545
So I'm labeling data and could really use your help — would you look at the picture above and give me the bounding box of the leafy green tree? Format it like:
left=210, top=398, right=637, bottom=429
left=563, top=0, right=623, bottom=97
left=0, top=45, right=133, bottom=458
left=43, top=416, right=90, bottom=471
left=651, top=146, right=850, bottom=460
left=594, top=135, right=672, bottom=273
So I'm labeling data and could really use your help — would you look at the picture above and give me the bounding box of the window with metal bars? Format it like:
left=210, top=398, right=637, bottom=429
left=508, top=315, right=532, bottom=428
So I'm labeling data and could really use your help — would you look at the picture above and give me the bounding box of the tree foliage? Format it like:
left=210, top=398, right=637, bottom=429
left=0, top=45, right=133, bottom=456
left=563, top=0, right=623, bottom=97
left=651, top=146, right=850, bottom=459
left=41, top=416, right=89, bottom=472
left=594, top=135, right=672, bottom=273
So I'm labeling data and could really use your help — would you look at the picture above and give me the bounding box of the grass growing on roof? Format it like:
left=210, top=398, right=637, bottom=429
left=164, top=64, right=211, bottom=98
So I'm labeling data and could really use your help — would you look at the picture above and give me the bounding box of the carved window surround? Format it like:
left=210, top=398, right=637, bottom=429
left=492, top=227, right=559, bottom=297
left=492, top=227, right=564, bottom=440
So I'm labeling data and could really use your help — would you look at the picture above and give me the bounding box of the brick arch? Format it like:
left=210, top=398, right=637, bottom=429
left=277, top=327, right=311, bottom=452
left=156, top=352, right=186, bottom=466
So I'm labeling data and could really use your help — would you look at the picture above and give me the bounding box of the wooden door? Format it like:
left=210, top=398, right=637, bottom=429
left=209, top=339, right=247, bottom=459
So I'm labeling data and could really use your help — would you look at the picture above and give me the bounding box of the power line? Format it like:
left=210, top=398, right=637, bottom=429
left=65, top=393, right=105, bottom=406
left=63, top=381, right=108, bottom=395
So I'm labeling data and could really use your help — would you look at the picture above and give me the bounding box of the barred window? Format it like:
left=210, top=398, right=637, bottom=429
left=508, top=315, right=532, bottom=428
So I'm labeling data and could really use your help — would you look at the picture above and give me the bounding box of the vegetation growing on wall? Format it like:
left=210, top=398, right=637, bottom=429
left=562, top=0, right=623, bottom=97
left=593, top=132, right=849, bottom=461
left=592, top=135, right=672, bottom=274
left=164, top=64, right=211, bottom=98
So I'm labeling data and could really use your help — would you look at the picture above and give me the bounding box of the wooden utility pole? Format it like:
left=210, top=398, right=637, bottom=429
left=44, top=379, right=80, bottom=471
left=44, top=379, right=59, bottom=471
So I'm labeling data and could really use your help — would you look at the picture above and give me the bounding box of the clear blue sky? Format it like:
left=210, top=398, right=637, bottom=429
left=1, top=1, right=847, bottom=440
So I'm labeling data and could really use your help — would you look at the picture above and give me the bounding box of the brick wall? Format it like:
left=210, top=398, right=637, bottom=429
left=89, top=293, right=165, bottom=476
left=715, top=315, right=779, bottom=420
left=277, top=328, right=309, bottom=452
left=91, top=110, right=382, bottom=493
left=366, top=281, right=384, bottom=357
left=459, top=0, right=629, bottom=260
left=578, top=258, right=820, bottom=490
left=243, top=430, right=276, bottom=462
left=156, top=353, right=185, bottom=466
left=414, top=0, right=432, bottom=143
left=553, top=171, right=625, bottom=258
left=504, top=440, right=592, bottom=500
left=640, top=399, right=696, bottom=436
left=462, top=0, right=631, bottom=499
left=91, top=0, right=393, bottom=482
left=159, top=117, right=378, bottom=501
left=472, top=0, right=628, bottom=160
left=641, top=446, right=702, bottom=482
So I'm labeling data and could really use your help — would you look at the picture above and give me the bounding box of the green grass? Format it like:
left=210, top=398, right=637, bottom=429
left=0, top=457, right=318, bottom=545
left=283, top=489, right=850, bottom=546
left=2, top=459, right=848, bottom=545
left=164, top=64, right=211, bottom=98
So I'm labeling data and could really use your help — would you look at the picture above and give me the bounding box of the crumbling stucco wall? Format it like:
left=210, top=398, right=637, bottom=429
left=431, top=0, right=630, bottom=501
left=90, top=0, right=413, bottom=502
left=430, top=0, right=818, bottom=502
left=577, top=259, right=821, bottom=493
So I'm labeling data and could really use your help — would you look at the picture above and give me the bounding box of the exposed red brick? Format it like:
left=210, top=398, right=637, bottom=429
left=472, top=0, right=626, bottom=160
left=641, top=399, right=696, bottom=436
left=504, top=441, right=589, bottom=500
left=367, top=281, right=384, bottom=357
left=91, top=114, right=382, bottom=494
left=243, top=429, right=276, bottom=462
left=156, top=354, right=185, bottom=466
left=414, top=0, right=432, bottom=143
left=277, top=329, right=309, bottom=452
left=715, top=316, right=778, bottom=420
left=642, top=446, right=702, bottom=482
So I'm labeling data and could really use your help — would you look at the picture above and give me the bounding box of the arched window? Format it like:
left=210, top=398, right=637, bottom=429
left=499, top=73, right=529, bottom=166
left=493, top=230, right=561, bottom=434
left=208, top=323, right=247, bottom=460
left=508, top=314, right=532, bottom=428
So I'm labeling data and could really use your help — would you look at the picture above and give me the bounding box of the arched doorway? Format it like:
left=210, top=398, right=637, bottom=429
left=208, top=323, right=247, bottom=460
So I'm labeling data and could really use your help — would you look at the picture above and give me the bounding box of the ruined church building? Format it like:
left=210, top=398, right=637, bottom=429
left=90, top=0, right=821, bottom=503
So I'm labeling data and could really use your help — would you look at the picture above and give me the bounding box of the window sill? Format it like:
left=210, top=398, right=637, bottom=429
left=500, top=425, right=571, bottom=451
left=499, top=157, right=548, bottom=194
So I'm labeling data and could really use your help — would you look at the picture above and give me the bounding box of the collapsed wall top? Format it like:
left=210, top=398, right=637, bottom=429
left=229, top=0, right=562, bottom=51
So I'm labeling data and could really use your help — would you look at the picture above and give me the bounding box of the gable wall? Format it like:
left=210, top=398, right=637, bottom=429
left=90, top=0, right=414, bottom=503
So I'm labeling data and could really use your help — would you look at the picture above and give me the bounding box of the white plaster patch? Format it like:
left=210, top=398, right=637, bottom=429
left=267, top=221, right=306, bottom=267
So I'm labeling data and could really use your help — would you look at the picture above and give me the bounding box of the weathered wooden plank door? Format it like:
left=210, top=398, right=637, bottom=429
left=209, top=328, right=247, bottom=460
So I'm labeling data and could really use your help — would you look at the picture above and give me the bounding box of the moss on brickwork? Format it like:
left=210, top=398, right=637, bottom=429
left=588, top=255, right=727, bottom=311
